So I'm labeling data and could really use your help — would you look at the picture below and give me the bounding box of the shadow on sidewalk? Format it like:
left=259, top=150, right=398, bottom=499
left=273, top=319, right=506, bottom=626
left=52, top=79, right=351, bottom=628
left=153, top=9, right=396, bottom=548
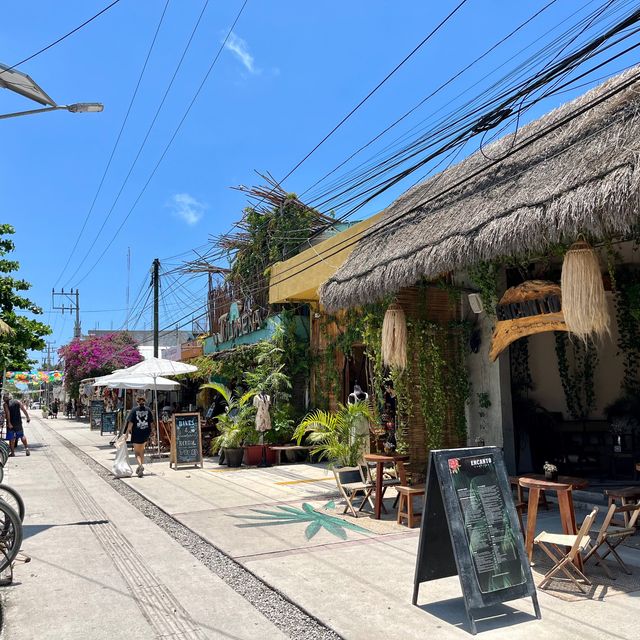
left=23, top=520, right=109, bottom=539
left=417, top=597, right=536, bottom=635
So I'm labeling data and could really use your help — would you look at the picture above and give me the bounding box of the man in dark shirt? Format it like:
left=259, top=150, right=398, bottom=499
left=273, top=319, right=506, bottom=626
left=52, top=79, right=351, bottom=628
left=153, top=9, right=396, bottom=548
left=126, top=395, right=154, bottom=477
left=3, top=394, right=31, bottom=456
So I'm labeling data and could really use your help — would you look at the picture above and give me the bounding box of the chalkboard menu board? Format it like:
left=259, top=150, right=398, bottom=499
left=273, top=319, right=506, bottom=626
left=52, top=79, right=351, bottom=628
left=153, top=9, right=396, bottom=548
left=413, top=447, right=540, bottom=635
left=170, top=413, right=202, bottom=469
left=101, top=411, right=117, bottom=435
left=90, top=400, right=104, bottom=431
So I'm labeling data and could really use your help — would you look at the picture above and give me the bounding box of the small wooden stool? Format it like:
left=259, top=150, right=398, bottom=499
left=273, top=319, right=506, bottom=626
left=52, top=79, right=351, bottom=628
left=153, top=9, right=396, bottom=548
left=396, top=485, right=425, bottom=528
left=605, top=487, right=640, bottom=527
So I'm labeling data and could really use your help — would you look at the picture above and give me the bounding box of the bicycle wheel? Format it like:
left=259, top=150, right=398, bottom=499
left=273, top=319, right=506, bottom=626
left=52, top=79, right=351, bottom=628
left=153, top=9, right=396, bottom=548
left=0, top=447, right=8, bottom=467
left=0, top=500, right=22, bottom=573
left=0, top=485, right=24, bottom=522
left=0, top=466, right=5, bottom=484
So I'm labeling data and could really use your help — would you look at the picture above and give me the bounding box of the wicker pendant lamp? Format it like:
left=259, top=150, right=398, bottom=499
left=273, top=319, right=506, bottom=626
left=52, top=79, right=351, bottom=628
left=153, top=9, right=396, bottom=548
left=560, top=239, right=610, bottom=341
left=381, top=302, right=407, bottom=371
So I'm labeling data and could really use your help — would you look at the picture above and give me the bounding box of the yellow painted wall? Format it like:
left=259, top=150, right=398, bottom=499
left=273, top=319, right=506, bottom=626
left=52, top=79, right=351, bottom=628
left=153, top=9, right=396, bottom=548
left=268, top=211, right=385, bottom=303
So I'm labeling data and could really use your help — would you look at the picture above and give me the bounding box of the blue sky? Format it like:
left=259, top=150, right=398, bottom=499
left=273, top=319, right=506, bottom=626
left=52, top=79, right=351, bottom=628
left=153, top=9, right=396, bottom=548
left=1, top=0, right=639, bottom=362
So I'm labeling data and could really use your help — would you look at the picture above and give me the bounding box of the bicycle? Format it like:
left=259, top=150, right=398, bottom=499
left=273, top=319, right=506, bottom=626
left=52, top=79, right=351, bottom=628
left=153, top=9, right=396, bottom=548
left=0, top=484, right=25, bottom=522
left=0, top=499, right=22, bottom=575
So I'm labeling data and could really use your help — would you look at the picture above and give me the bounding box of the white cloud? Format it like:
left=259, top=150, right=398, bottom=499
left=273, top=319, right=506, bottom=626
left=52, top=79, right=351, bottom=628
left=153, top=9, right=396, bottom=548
left=225, top=32, right=258, bottom=74
left=168, top=193, right=206, bottom=226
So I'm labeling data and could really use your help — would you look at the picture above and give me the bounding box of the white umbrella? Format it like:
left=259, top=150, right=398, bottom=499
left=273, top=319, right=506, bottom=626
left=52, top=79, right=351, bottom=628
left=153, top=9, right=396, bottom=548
left=92, top=375, right=180, bottom=390
left=124, top=357, right=198, bottom=377
left=116, top=357, right=198, bottom=454
left=92, top=369, right=129, bottom=386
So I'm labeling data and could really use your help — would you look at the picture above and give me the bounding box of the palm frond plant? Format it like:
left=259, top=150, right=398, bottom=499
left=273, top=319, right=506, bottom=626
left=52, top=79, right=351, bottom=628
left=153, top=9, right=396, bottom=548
left=293, top=401, right=372, bottom=467
left=244, top=331, right=292, bottom=403
left=201, top=382, right=257, bottom=455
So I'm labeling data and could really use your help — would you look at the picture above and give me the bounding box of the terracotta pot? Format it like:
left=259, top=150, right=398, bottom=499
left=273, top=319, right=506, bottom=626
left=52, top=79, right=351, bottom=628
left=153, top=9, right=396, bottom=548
left=243, top=444, right=276, bottom=466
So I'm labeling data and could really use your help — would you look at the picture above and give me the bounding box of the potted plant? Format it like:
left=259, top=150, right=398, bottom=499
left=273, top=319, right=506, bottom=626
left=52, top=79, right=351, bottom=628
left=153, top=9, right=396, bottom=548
left=543, top=461, right=558, bottom=481
left=202, top=382, right=255, bottom=467
left=294, top=401, right=372, bottom=483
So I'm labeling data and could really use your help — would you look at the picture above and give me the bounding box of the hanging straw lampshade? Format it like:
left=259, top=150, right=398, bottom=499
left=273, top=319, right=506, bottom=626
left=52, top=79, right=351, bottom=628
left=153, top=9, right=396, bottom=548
left=560, top=239, right=610, bottom=341
left=381, top=302, right=407, bottom=371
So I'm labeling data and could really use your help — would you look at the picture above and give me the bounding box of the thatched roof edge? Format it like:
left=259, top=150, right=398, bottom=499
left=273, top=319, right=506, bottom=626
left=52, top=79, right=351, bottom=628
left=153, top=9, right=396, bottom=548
left=320, top=67, right=640, bottom=311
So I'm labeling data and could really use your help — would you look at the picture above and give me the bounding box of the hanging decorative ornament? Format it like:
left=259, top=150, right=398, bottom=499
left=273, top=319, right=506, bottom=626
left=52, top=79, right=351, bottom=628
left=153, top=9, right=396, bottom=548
left=560, top=239, right=610, bottom=342
left=381, top=302, right=407, bottom=371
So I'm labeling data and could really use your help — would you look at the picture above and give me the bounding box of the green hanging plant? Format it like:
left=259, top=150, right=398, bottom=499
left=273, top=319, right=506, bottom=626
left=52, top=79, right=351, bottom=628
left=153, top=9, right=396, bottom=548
left=468, top=261, right=500, bottom=317
left=554, top=332, right=598, bottom=419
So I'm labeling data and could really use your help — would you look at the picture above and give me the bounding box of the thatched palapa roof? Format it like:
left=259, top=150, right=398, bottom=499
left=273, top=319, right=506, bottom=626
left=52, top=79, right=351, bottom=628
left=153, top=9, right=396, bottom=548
left=320, top=67, right=640, bottom=311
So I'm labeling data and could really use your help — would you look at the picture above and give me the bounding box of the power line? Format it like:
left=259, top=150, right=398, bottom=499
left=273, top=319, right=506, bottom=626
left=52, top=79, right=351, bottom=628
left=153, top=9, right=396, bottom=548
left=70, top=0, right=250, bottom=288
left=265, top=69, right=640, bottom=297
left=63, top=0, right=212, bottom=288
left=0, top=0, right=123, bottom=76
left=212, top=0, right=627, bottom=280
left=53, top=0, right=172, bottom=288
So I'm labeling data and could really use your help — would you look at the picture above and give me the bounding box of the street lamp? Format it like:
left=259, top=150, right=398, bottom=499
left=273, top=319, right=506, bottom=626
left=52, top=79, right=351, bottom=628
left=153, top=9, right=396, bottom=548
left=0, top=63, right=103, bottom=120
left=0, top=102, right=104, bottom=120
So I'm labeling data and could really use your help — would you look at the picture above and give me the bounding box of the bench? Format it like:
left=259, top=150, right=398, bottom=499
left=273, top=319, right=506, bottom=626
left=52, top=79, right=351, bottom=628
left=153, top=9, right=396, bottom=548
left=396, top=484, right=425, bottom=528
left=270, top=445, right=313, bottom=465
left=604, top=486, right=640, bottom=527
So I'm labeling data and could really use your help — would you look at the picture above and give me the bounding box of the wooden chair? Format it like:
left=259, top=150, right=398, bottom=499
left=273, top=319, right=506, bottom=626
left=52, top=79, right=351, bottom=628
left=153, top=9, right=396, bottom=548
left=396, top=484, right=425, bottom=528
left=534, top=507, right=598, bottom=593
left=604, top=487, right=640, bottom=527
left=332, top=467, right=374, bottom=518
left=583, top=502, right=640, bottom=578
left=361, top=461, right=401, bottom=514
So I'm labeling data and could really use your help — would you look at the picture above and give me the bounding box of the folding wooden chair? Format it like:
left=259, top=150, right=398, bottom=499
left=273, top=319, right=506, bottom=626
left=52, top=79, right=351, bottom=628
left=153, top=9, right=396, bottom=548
left=332, top=467, right=374, bottom=518
left=361, top=462, right=401, bottom=514
left=583, top=502, right=640, bottom=578
left=534, top=507, right=598, bottom=593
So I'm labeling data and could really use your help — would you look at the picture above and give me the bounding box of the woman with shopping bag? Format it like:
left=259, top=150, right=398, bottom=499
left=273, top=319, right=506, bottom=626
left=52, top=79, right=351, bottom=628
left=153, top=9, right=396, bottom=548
left=125, top=395, right=154, bottom=477
left=112, top=433, right=133, bottom=478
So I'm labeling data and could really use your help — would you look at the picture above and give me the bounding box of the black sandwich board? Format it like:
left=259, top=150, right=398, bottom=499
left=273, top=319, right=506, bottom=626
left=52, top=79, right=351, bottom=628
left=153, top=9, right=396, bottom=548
left=170, top=412, right=203, bottom=470
left=90, top=400, right=105, bottom=431
left=101, top=411, right=117, bottom=435
left=413, top=446, right=540, bottom=635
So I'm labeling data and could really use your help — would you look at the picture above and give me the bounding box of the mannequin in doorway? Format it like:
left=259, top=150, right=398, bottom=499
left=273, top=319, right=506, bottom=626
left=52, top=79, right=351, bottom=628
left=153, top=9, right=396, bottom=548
left=348, top=383, right=370, bottom=454
left=348, top=383, right=368, bottom=405
left=253, top=391, right=272, bottom=467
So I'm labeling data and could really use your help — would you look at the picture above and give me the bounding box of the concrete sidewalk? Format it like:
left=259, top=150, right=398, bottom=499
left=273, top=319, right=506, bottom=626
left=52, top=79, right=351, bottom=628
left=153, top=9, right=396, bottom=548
left=2, top=416, right=288, bottom=640
left=41, top=415, right=640, bottom=639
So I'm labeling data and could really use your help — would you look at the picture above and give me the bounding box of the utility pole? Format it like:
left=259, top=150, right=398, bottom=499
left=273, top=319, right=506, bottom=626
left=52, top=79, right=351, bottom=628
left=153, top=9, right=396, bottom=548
left=52, top=288, right=81, bottom=339
left=152, top=258, right=160, bottom=358
left=43, top=341, right=56, bottom=407
left=44, top=341, right=56, bottom=370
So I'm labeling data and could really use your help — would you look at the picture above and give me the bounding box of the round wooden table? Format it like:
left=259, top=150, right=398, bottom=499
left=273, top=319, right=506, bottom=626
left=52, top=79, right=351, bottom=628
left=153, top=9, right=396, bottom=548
left=363, top=453, right=410, bottom=519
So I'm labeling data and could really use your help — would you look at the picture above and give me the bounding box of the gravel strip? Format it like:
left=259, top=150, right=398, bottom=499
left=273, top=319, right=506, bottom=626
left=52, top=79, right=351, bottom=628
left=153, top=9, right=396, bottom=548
left=53, top=431, right=343, bottom=640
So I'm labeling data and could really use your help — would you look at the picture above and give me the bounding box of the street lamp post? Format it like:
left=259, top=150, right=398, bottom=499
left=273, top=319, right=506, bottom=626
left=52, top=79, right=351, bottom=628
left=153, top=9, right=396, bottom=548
left=0, top=63, right=104, bottom=120
left=0, top=102, right=104, bottom=120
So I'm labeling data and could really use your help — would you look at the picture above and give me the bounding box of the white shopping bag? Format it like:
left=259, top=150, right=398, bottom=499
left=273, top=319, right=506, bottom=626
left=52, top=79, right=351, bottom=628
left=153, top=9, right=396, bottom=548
left=112, top=435, right=133, bottom=478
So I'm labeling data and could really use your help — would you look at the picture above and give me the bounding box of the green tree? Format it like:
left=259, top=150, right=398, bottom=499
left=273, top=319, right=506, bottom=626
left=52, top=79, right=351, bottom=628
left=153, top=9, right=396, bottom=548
left=0, top=224, right=51, bottom=370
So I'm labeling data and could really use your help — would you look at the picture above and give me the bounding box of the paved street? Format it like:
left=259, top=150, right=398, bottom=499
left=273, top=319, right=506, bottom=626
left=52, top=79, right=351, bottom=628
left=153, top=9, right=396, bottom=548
left=1, top=415, right=289, bottom=640
left=0, top=413, right=638, bottom=639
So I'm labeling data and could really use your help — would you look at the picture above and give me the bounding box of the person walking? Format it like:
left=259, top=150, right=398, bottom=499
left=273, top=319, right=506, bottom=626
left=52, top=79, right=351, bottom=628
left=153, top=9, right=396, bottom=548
left=125, top=395, right=154, bottom=477
left=3, top=394, right=31, bottom=456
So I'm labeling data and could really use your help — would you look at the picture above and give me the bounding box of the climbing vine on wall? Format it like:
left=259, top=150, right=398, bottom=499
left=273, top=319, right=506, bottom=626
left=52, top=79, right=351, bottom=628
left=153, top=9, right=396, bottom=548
left=614, top=266, right=640, bottom=395
left=468, top=261, right=500, bottom=317
left=554, top=332, right=598, bottom=419
left=510, top=336, right=533, bottom=398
